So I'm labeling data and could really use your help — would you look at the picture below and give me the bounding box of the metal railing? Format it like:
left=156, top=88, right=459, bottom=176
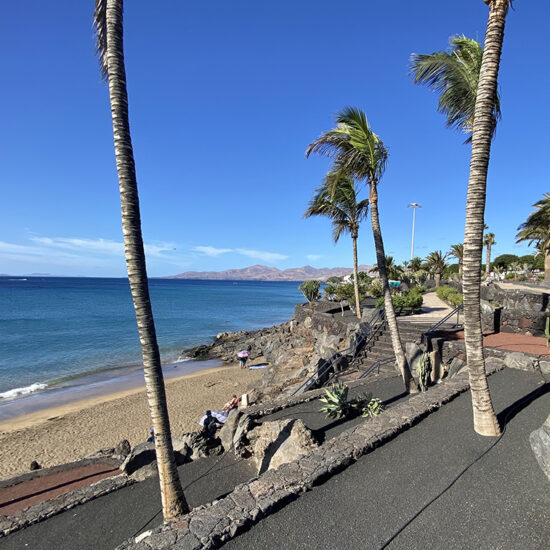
left=358, top=356, right=395, bottom=379
left=290, top=308, right=386, bottom=396
left=422, top=304, right=463, bottom=336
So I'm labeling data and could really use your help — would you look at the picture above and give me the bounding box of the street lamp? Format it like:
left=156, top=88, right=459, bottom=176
left=407, top=203, right=421, bottom=261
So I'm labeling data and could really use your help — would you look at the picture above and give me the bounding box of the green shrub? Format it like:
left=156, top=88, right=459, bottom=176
left=437, top=285, right=462, bottom=307
left=369, top=279, right=383, bottom=298
left=517, top=274, right=528, bottom=282
left=504, top=273, right=516, bottom=280
left=376, top=290, right=423, bottom=311
left=537, top=274, right=545, bottom=282
left=410, top=285, right=426, bottom=294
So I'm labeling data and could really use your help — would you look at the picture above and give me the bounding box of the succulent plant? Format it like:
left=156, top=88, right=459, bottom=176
left=361, top=397, right=385, bottom=417
left=319, top=383, right=351, bottom=418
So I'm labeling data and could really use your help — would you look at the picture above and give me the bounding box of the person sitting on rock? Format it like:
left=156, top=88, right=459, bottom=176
left=222, top=394, right=240, bottom=414
left=202, top=410, right=221, bottom=437
left=146, top=428, right=154, bottom=443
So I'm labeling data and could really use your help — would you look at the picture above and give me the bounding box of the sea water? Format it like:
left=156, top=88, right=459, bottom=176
left=0, top=277, right=302, bottom=404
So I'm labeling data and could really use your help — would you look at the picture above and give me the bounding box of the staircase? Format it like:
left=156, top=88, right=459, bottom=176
left=341, top=318, right=454, bottom=382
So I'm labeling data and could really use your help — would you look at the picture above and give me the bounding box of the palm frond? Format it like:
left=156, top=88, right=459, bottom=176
left=93, top=0, right=109, bottom=81
left=410, top=35, right=500, bottom=142
left=516, top=193, right=550, bottom=249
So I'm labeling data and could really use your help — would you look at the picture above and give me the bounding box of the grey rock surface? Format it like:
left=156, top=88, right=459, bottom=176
left=530, top=413, right=550, bottom=481
left=504, top=351, right=534, bottom=371
left=247, top=419, right=318, bottom=474
left=447, top=357, right=466, bottom=378
left=121, top=443, right=156, bottom=476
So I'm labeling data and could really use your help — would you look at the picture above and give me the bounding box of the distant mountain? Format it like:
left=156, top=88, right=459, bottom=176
left=169, top=264, right=374, bottom=282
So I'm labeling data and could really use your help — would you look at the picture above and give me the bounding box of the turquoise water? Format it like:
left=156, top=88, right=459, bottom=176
left=0, top=277, right=302, bottom=397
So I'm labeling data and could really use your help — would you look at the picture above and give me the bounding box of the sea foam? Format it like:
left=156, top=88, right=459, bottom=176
left=0, top=382, right=48, bottom=399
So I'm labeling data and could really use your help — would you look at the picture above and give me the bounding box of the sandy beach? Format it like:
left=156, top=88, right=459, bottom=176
left=0, top=364, right=262, bottom=480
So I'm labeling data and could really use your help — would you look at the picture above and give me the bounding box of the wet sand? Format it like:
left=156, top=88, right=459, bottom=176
left=0, top=364, right=262, bottom=480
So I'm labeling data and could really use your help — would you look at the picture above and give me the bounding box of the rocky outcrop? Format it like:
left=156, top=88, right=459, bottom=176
left=184, top=302, right=364, bottom=399
left=530, top=414, right=550, bottom=481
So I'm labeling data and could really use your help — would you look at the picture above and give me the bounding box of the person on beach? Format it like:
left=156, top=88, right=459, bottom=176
left=202, top=410, right=221, bottom=437
left=237, top=345, right=252, bottom=368
left=223, top=394, right=240, bottom=414
left=147, top=428, right=154, bottom=443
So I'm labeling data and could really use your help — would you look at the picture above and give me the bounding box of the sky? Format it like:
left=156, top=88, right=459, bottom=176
left=0, top=0, right=548, bottom=277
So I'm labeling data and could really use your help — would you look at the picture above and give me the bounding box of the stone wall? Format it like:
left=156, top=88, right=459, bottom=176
left=480, top=284, right=549, bottom=336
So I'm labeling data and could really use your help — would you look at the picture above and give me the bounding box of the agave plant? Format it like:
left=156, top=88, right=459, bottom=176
left=319, top=383, right=352, bottom=419
left=361, top=395, right=385, bottom=417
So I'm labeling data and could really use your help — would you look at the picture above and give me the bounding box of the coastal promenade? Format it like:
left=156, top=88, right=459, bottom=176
left=2, top=368, right=548, bottom=549
left=223, top=368, right=549, bottom=549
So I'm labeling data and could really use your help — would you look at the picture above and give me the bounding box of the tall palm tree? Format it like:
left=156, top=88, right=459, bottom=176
left=462, top=0, right=509, bottom=436
left=409, top=257, right=423, bottom=271
left=483, top=232, right=496, bottom=278
left=304, top=172, right=369, bottom=318
left=306, top=108, right=417, bottom=393
left=516, top=193, right=550, bottom=281
left=93, top=0, right=188, bottom=520
left=450, top=244, right=464, bottom=277
left=410, top=1, right=509, bottom=436
left=425, top=250, right=449, bottom=288
left=410, top=35, right=501, bottom=142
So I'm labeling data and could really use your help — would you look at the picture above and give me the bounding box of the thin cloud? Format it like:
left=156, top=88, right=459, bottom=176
left=306, top=254, right=322, bottom=261
left=235, top=248, right=288, bottom=263
left=193, top=246, right=233, bottom=257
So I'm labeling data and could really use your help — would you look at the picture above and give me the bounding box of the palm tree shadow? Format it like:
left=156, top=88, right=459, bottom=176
left=497, top=383, right=549, bottom=427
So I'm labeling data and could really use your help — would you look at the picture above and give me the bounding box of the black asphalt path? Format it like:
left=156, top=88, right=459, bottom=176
left=223, top=368, right=550, bottom=549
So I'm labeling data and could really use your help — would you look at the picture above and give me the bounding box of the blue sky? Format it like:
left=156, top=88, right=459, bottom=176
left=0, top=0, right=548, bottom=277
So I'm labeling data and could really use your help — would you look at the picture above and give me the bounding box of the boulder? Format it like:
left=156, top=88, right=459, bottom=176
left=447, top=357, right=466, bottom=378
left=219, top=409, right=241, bottom=452
left=406, top=342, right=425, bottom=374
left=504, top=352, right=534, bottom=372
left=529, top=414, right=550, bottom=481
left=29, top=461, right=41, bottom=471
left=173, top=432, right=222, bottom=461
left=115, top=439, right=131, bottom=457
left=247, top=418, right=318, bottom=474
left=121, top=442, right=156, bottom=475
left=233, top=414, right=257, bottom=457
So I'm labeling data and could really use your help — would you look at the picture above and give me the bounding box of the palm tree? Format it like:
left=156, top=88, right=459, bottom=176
left=410, top=34, right=501, bottom=142
left=370, top=255, right=404, bottom=282
left=516, top=194, right=550, bottom=281
left=462, top=0, right=510, bottom=436
left=425, top=250, right=449, bottom=288
left=411, top=1, right=509, bottom=436
left=306, top=108, right=417, bottom=393
left=483, top=232, right=496, bottom=278
left=409, top=257, right=423, bottom=271
left=304, top=172, right=369, bottom=318
left=93, top=0, right=188, bottom=520
left=450, top=244, right=464, bottom=277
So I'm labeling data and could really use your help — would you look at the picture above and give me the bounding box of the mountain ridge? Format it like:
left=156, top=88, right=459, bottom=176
left=168, top=264, right=374, bottom=282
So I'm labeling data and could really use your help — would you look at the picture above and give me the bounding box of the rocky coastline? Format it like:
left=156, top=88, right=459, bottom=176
left=183, top=302, right=365, bottom=401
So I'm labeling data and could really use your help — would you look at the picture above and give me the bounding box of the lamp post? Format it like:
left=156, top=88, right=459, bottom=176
left=407, top=203, right=421, bottom=261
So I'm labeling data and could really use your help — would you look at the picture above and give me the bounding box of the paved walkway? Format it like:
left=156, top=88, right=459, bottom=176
left=223, top=368, right=550, bottom=549
left=405, top=291, right=455, bottom=324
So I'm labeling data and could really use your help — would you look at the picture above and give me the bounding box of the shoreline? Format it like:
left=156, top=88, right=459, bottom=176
left=0, top=363, right=263, bottom=479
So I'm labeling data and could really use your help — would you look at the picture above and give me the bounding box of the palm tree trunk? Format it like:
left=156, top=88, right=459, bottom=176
left=462, top=0, right=508, bottom=437
left=369, top=185, right=417, bottom=393
left=459, top=260, right=463, bottom=278
left=435, top=272, right=441, bottom=288
left=352, top=233, right=362, bottom=319
left=104, top=0, right=188, bottom=519
left=485, top=243, right=492, bottom=278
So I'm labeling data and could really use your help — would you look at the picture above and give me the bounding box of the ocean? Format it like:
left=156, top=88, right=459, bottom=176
left=0, top=277, right=302, bottom=416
